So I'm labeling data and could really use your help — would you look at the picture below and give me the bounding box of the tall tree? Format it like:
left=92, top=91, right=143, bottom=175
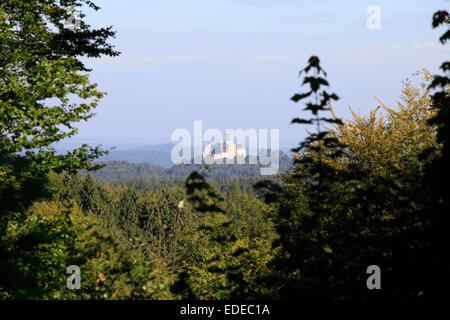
left=0, top=0, right=118, bottom=296
left=421, top=9, right=450, bottom=297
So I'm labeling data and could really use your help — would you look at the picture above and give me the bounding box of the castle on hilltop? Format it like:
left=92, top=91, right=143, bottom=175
left=203, top=133, right=246, bottom=161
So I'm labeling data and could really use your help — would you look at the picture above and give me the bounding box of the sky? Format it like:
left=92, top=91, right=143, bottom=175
left=73, top=0, right=449, bottom=148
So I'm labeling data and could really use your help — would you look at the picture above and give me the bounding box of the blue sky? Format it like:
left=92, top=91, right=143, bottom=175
left=75, top=0, right=449, bottom=147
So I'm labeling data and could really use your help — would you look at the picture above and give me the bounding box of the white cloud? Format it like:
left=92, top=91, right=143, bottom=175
left=393, top=45, right=406, bottom=51
left=259, top=55, right=281, bottom=61
left=361, top=43, right=385, bottom=51
left=393, top=42, right=449, bottom=51
left=229, top=0, right=361, bottom=6
left=92, top=55, right=194, bottom=65
left=412, top=42, right=442, bottom=50
left=228, top=0, right=298, bottom=6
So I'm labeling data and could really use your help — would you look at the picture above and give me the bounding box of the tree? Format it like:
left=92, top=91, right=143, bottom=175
left=0, top=199, right=174, bottom=299
left=0, top=0, right=118, bottom=297
left=171, top=169, right=277, bottom=299
left=420, top=9, right=450, bottom=297
left=257, top=60, right=441, bottom=299
left=323, top=69, right=437, bottom=178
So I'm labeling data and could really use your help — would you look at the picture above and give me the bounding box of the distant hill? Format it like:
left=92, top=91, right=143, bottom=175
left=89, top=151, right=293, bottom=181
left=97, top=144, right=175, bottom=167
left=125, top=144, right=175, bottom=153
left=96, top=144, right=294, bottom=169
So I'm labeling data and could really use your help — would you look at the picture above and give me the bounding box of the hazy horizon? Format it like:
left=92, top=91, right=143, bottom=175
left=68, top=0, right=448, bottom=144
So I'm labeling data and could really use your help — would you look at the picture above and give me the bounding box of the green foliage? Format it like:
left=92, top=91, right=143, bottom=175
left=419, top=9, right=450, bottom=296
left=255, top=22, right=449, bottom=298
left=172, top=170, right=277, bottom=299
left=87, top=153, right=292, bottom=181
left=258, top=56, right=353, bottom=298
left=0, top=200, right=174, bottom=299
left=2, top=1, right=449, bottom=301
left=0, top=0, right=118, bottom=297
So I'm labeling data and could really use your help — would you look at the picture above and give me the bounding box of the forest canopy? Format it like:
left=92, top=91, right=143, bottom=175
left=0, top=1, right=449, bottom=301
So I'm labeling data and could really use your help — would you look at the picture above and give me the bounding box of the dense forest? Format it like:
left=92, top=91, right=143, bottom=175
left=87, top=152, right=291, bottom=180
left=1, top=1, right=449, bottom=300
